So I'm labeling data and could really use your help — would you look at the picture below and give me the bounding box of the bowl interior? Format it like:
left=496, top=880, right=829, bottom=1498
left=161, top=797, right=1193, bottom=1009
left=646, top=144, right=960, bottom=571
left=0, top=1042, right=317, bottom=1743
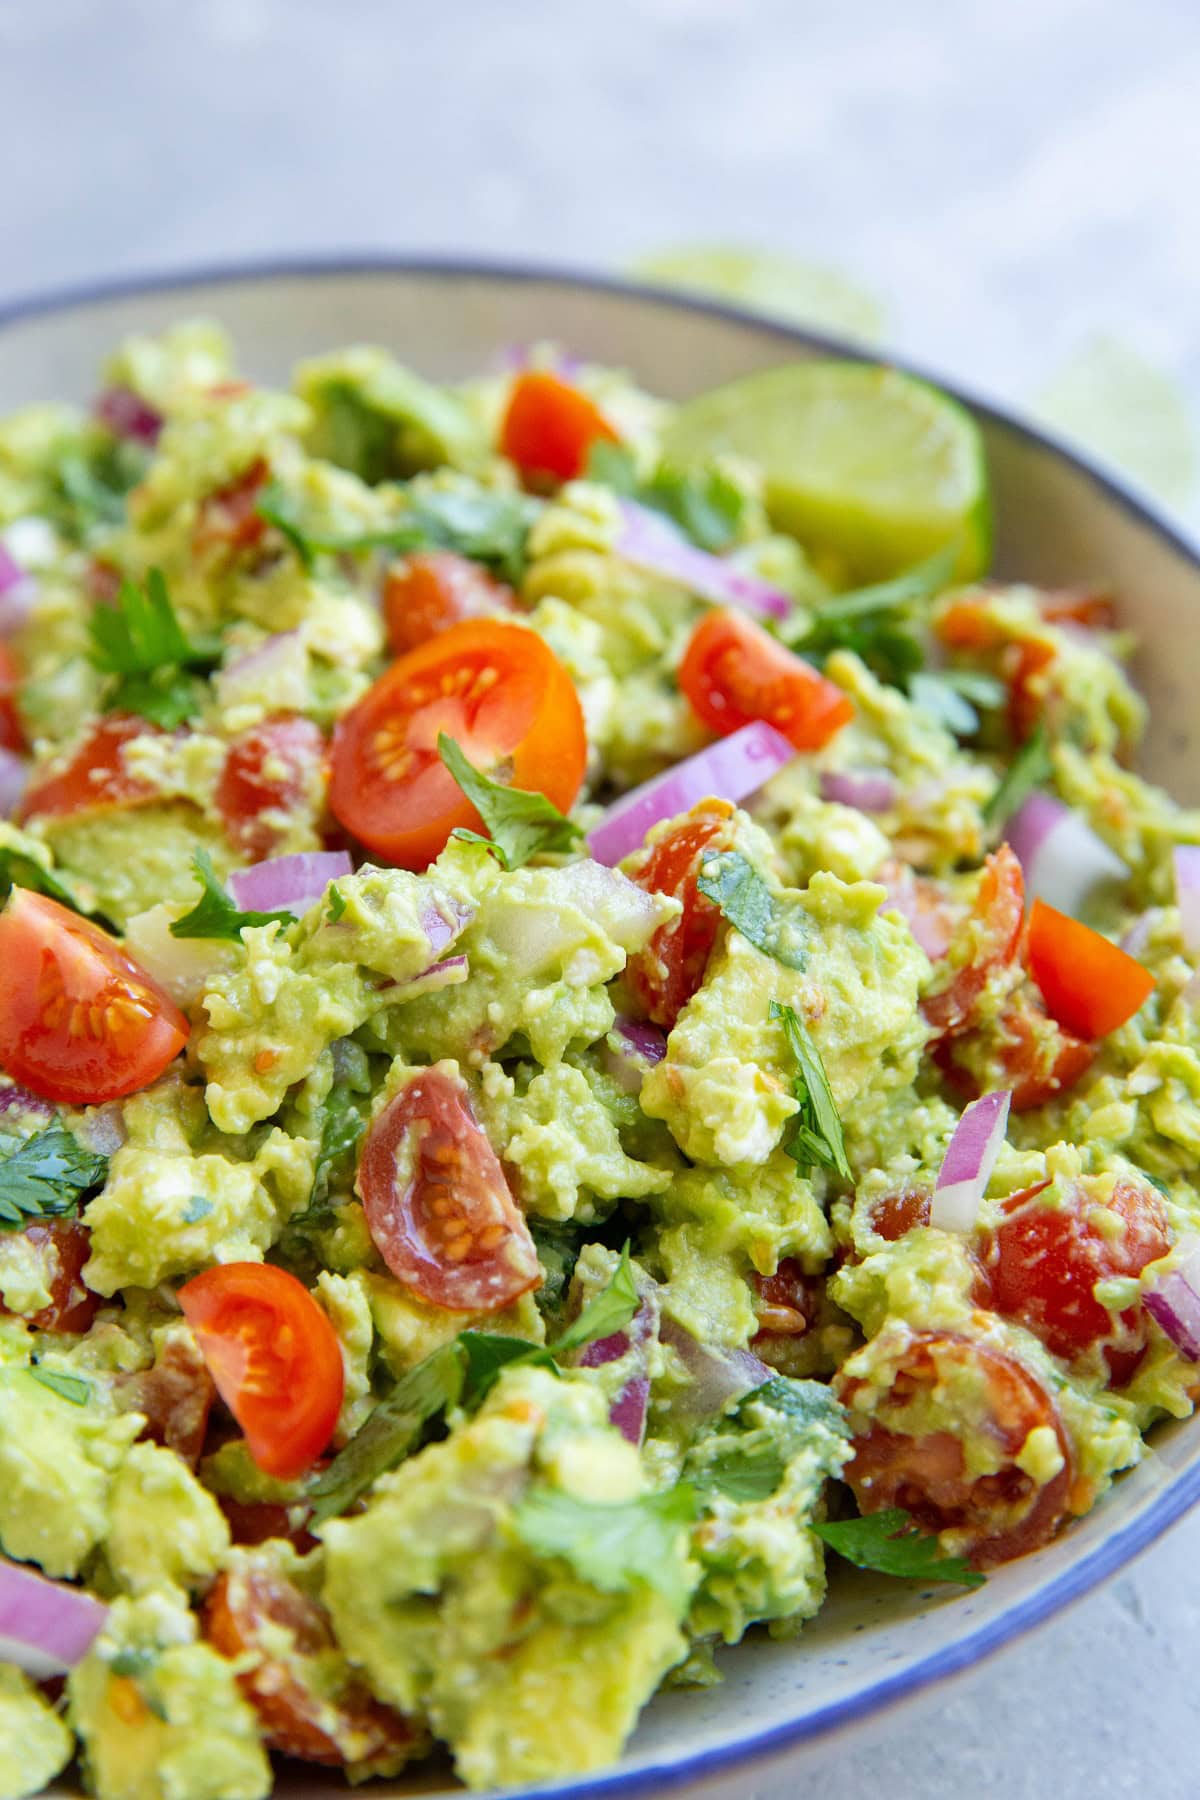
left=3, top=262, right=1199, bottom=1800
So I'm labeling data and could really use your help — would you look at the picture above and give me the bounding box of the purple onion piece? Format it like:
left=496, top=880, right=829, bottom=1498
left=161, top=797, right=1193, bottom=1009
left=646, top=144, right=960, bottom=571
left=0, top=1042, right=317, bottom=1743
left=93, top=385, right=163, bottom=446
left=1144, top=1267, right=1200, bottom=1361
left=419, top=891, right=475, bottom=957
left=608, top=1375, right=650, bottom=1447
left=1120, top=909, right=1159, bottom=961
left=1005, top=793, right=1128, bottom=917
left=214, top=631, right=303, bottom=707
left=659, top=1316, right=770, bottom=1417
left=931, top=1090, right=1012, bottom=1233
left=386, top=954, right=469, bottom=999
left=0, top=544, right=23, bottom=599
left=820, top=769, right=898, bottom=813
left=0, top=1085, right=55, bottom=1127
left=0, top=1556, right=109, bottom=1679
left=1174, top=847, right=1200, bottom=955
left=0, top=749, right=28, bottom=821
left=229, top=850, right=353, bottom=917
left=878, top=872, right=952, bottom=962
left=615, top=501, right=793, bottom=622
left=76, top=1102, right=127, bottom=1157
left=599, top=1017, right=668, bottom=1095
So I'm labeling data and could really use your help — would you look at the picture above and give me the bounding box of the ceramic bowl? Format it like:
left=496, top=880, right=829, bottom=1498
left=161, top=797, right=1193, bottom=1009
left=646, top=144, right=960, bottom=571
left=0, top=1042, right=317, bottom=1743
left=3, top=259, right=1199, bottom=1800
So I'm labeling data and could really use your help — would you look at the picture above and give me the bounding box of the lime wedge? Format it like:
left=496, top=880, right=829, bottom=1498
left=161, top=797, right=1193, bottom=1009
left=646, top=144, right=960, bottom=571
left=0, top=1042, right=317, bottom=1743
left=662, top=362, right=991, bottom=585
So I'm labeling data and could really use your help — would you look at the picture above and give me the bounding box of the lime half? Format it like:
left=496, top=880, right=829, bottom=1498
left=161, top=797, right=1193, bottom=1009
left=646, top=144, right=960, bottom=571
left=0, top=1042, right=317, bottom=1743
left=662, top=361, right=992, bottom=586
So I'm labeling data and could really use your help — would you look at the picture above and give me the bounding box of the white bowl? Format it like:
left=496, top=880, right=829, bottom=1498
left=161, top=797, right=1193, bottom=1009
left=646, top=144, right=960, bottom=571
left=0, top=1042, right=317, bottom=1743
left=4, top=259, right=1199, bottom=1800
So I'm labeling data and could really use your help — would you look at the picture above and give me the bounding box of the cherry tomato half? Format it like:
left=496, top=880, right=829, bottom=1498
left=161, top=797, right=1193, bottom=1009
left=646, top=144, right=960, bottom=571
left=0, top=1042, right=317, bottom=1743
left=0, top=889, right=188, bottom=1104
left=383, top=551, right=515, bottom=657
left=500, top=370, right=617, bottom=483
left=193, top=457, right=271, bottom=556
left=0, top=644, right=24, bottom=753
left=0, top=1221, right=100, bottom=1334
left=178, top=1263, right=344, bottom=1481
left=679, top=609, right=854, bottom=752
left=329, top=618, right=586, bottom=869
left=921, top=846, right=1025, bottom=1038
left=625, top=799, right=739, bottom=1029
left=981, top=1177, right=1169, bottom=1378
left=217, top=714, right=327, bottom=860
left=115, top=1331, right=216, bottom=1468
left=357, top=1064, right=539, bottom=1314
left=837, top=1328, right=1074, bottom=1567
left=17, top=715, right=159, bottom=824
left=934, top=992, right=1095, bottom=1113
left=1026, top=899, right=1156, bottom=1040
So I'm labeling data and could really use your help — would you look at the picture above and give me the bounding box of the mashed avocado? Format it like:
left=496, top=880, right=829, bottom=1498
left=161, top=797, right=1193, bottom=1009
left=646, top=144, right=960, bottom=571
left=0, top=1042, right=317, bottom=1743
left=0, top=323, right=1197, bottom=1799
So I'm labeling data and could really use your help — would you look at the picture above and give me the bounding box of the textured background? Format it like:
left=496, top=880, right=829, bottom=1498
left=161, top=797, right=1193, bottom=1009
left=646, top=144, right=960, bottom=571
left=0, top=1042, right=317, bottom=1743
left=4, top=1, right=1200, bottom=1793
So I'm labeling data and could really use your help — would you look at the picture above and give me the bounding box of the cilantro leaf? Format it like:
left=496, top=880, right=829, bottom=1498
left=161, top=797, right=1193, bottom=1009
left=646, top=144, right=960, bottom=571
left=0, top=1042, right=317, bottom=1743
left=29, top=1368, right=91, bottom=1406
left=56, top=440, right=147, bottom=535
left=326, top=884, right=348, bottom=924
left=551, top=1242, right=640, bottom=1357
left=696, top=850, right=807, bottom=971
left=181, top=1194, right=212, bottom=1224
left=982, top=724, right=1053, bottom=831
left=513, top=1483, right=699, bottom=1609
left=750, top=1374, right=848, bottom=1436
left=293, top=1044, right=372, bottom=1227
left=812, top=1506, right=984, bottom=1588
left=0, top=1126, right=108, bottom=1230
left=692, top=1441, right=786, bottom=1503
left=456, top=1332, right=558, bottom=1410
left=770, top=999, right=851, bottom=1181
left=308, top=1340, right=465, bottom=1525
left=790, top=546, right=957, bottom=691
left=439, top=733, right=582, bottom=870
left=586, top=443, right=746, bottom=553
left=89, top=569, right=220, bottom=728
left=257, top=485, right=539, bottom=586
left=169, top=851, right=296, bottom=942
left=0, top=850, right=100, bottom=920
left=908, top=668, right=1005, bottom=738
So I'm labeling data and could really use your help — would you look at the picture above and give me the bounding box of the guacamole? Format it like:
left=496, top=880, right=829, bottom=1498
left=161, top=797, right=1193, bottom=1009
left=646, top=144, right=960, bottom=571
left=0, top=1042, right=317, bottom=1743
left=0, top=328, right=1197, bottom=1797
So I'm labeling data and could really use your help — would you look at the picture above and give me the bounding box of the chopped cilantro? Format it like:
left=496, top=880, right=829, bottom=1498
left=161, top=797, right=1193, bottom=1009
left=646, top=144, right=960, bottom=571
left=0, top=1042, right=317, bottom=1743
left=692, top=1441, right=787, bottom=1503
left=770, top=1000, right=851, bottom=1180
left=439, top=733, right=582, bottom=870
left=308, top=1340, right=465, bottom=1526
left=586, top=442, right=746, bottom=552
left=982, top=724, right=1052, bottom=830
left=169, top=851, right=296, bottom=942
left=29, top=1368, right=91, bottom=1406
left=108, top=1647, right=159, bottom=1680
left=790, top=546, right=956, bottom=691
left=750, top=1374, right=848, bottom=1435
left=696, top=850, right=807, bottom=971
left=0, top=850, right=100, bottom=920
left=295, top=1046, right=372, bottom=1225
left=550, top=1242, right=640, bottom=1357
left=257, top=484, right=539, bottom=585
left=0, top=1126, right=108, bottom=1230
left=88, top=568, right=220, bottom=728
left=181, top=1194, right=213, bottom=1224
left=512, top=1483, right=698, bottom=1609
left=56, top=440, right=147, bottom=535
left=456, top=1332, right=558, bottom=1410
left=326, top=884, right=348, bottom=923
left=812, top=1506, right=984, bottom=1588
left=908, top=668, right=1005, bottom=737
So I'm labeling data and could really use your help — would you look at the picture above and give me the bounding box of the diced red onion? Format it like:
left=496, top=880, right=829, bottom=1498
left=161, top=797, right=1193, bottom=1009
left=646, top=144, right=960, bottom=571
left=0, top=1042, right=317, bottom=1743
left=93, top=385, right=163, bottom=446
left=0, top=748, right=28, bottom=820
left=820, top=769, right=898, bottom=813
left=878, top=869, right=953, bottom=961
left=419, top=891, right=475, bottom=957
left=214, top=632, right=303, bottom=709
left=1173, top=847, right=1200, bottom=954
left=931, top=1089, right=1012, bottom=1233
left=0, top=1084, right=55, bottom=1127
left=0, top=543, right=23, bottom=599
left=229, top=850, right=352, bottom=918
left=574, top=1285, right=658, bottom=1447
left=599, top=1018, right=668, bottom=1094
left=615, top=501, right=793, bottom=623
left=0, top=1557, right=108, bottom=1678
left=588, top=721, right=795, bottom=867
left=77, top=1102, right=127, bottom=1157
left=1120, top=910, right=1159, bottom=960
left=555, top=861, right=671, bottom=950
left=659, top=1316, right=771, bottom=1417
left=607, top=1376, right=650, bottom=1446
left=387, top=954, right=469, bottom=999
left=0, top=546, right=35, bottom=638
left=1144, top=1241, right=1200, bottom=1361
left=1005, top=793, right=1128, bottom=918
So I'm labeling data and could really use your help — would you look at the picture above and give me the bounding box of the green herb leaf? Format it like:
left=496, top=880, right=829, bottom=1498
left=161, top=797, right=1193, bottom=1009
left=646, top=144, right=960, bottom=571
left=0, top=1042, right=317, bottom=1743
left=908, top=668, right=1005, bottom=737
left=513, top=1483, right=699, bottom=1609
left=29, top=1368, right=91, bottom=1406
left=982, top=724, right=1052, bottom=830
left=749, top=1374, right=849, bottom=1435
left=308, top=1340, right=465, bottom=1525
left=257, top=485, right=539, bottom=586
left=769, top=999, right=851, bottom=1180
left=326, top=884, right=348, bottom=924
left=696, top=850, right=807, bottom=971
left=0, top=1126, right=108, bottom=1230
left=297, top=1047, right=372, bottom=1224
left=692, top=1441, right=786, bottom=1503
left=812, top=1506, right=984, bottom=1587
left=550, top=1242, right=640, bottom=1357
left=181, top=1194, right=213, bottom=1224
left=791, top=546, right=957, bottom=691
left=439, top=733, right=582, bottom=871
left=587, top=444, right=746, bottom=552
left=169, top=850, right=296, bottom=942
left=457, top=1332, right=558, bottom=1410
left=57, top=441, right=147, bottom=534
left=89, top=569, right=220, bottom=728
left=109, top=1647, right=159, bottom=1680
left=0, top=850, right=99, bottom=920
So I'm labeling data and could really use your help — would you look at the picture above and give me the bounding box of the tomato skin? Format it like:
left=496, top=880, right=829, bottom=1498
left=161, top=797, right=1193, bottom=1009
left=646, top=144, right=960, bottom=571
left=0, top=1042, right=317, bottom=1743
left=0, top=644, right=24, bottom=753
left=193, top=457, right=270, bottom=555
left=625, top=800, right=739, bottom=1029
left=0, top=890, right=188, bottom=1105
left=329, top=618, right=586, bottom=869
left=383, top=552, right=514, bottom=657
left=981, top=1178, right=1169, bottom=1374
left=935, top=994, right=1095, bottom=1113
left=178, top=1264, right=344, bottom=1481
left=115, top=1330, right=216, bottom=1467
left=1027, top=899, right=1156, bottom=1040
left=500, top=370, right=617, bottom=482
left=358, top=1065, right=539, bottom=1314
left=837, top=1328, right=1074, bottom=1567
left=17, top=715, right=159, bottom=824
left=752, top=1258, right=823, bottom=1338
left=868, top=1186, right=932, bottom=1242
left=0, top=1221, right=100, bottom=1333
left=921, top=846, right=1025, bottom=1038
left=679, top=609, right=854, bottom=751
left=216, top=715, right=327, bottom=860
left=204, top=1555, right=416, bottom=1768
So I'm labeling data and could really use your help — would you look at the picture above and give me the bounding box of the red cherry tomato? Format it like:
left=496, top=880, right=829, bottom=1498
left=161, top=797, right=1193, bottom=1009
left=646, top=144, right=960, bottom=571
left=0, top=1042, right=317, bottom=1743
left=17, top=715, right=159, bottom=824
left=0, top=1221, right=100, bottom=1334
left=382, top=551, right=515, bottom=657
left=868, top=1186, right=933, bottom=1242
left=178, top=1264, right=344, bottom=1480
left=500, top=370, right=618, bottom=482
left=679, top=609, right=854, bottom=751
left=0, top=890, right=188, bottom=1104
left=935, top=993, right=1095, bottom=1113
left=982, top=1177, right=1169, bottom=1378
left=837, top=1329, right=1074, bottom=1567
left=115, top=1332, right=216, bottom=1468
left=921, top=847, right=1025, bottom=1038
left=358, top=1065, right=539, bottom=1314
left=217, top=715, right=328, bottom=860
left=0, top=644, right=24, bottom=753
left=625, top=799, right=739, bottom=1029
left=752, top=1258, right=823, bottom=1338
left=217, top=1495, right=318, bottom=1555
left=193, top=457, right=271, bottom=555
left=1027, top=899, right=1156, bottom=1040
left=204, top=1554, right=415, bottom=1767
left=329, top=618, right=586, bottom=869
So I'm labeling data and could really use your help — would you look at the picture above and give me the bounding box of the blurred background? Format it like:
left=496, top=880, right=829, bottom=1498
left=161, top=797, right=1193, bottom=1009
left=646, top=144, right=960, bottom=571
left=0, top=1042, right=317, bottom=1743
left=4, top=1, right=1199, bottom=1794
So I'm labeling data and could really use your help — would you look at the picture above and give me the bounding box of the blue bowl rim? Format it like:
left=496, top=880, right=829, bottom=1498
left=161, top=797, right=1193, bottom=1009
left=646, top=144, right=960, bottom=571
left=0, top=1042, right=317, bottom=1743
left=3, top=250, right=1200, bottom=1799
